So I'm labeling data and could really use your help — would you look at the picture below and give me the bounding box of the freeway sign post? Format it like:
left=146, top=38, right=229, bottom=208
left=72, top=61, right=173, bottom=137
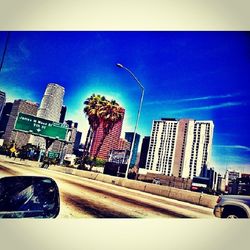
left=14, top=112, right=69, bottom=168
left=14, top=112, right=68, bottom=141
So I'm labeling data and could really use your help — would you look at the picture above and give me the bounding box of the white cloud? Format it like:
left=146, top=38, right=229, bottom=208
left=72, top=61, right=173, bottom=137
left=176, top=93, right=240, bottom=102
left=214, top=144, right=250, bottom=152
left=168, top=102, right=243, bottom=114
left=144, top=93, right=241, bottom=106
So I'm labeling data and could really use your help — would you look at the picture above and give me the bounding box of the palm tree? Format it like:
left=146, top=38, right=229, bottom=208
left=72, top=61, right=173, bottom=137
left=93, top=99, right=124, bottom=160
left=83, top=94, right=107, bottom=158
left=83, top=94, right=124, bottom=165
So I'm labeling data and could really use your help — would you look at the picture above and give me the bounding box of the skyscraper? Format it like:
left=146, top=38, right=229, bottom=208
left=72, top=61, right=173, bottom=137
left=125, top=132, right=140, bottom=167
left=118, top=138, right=130, bottom=151
left=30, top=83, right=65, bottom=148
left=63, top=120, right=77, bottom=154
left=146, top=118, right=214, bottom=179
left=65, top=120, right=78, bottom=129
left=2, top=99, right=38, bottom=148
left=90, top=108, right=125, bottom=160
left=0, top=91, right=6, bottom=120
left=138, top=136, right=150, bottom=169
left=0, top=102, right=13, bottom=138
left=224, top=169, right=241, bottom=193
left=74, top=131, right=82, bottom=150
left=37, top=83, right=65, bottom=121
left=59, top=105, right=67, bottom=123
left=181, top=120, right=214, bottom=178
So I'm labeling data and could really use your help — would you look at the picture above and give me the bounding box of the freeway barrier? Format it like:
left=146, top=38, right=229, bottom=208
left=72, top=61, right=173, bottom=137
left=50, top=165, right=99, bottom=180
left=95, top=173, right=118, bottom=184
left=50, top=165, right=73, bottom=175
left=75, top=170, right=99, bottom=180
left=40, top=164, right=218, bottom=209
left=138, top=173, right=193, bottom=190
left=121, top=179, right=147, bottom=192
left=199, top=193, right=218, bottom=208
left=144, top=183, right=171, bottom=197
left=168, top=188, right=201, bottom=205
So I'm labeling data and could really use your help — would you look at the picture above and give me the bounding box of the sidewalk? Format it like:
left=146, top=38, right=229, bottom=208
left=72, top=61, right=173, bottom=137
left=0, top=154, right=46, bottom=168
left=0, top=154, right=103, bottom=172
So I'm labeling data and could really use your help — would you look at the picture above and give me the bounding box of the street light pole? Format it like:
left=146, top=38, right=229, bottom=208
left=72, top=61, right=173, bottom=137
left=116, top=63, right=144, bottom=179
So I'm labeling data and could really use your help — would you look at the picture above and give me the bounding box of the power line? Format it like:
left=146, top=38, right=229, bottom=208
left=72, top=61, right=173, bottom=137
left=0, top=31, right=10, bottom=72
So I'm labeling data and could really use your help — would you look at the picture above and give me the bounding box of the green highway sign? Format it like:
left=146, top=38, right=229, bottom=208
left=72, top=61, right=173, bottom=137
left=48, top=151, right=60, bottom=159
left=14, top=112, right=68, bottom=141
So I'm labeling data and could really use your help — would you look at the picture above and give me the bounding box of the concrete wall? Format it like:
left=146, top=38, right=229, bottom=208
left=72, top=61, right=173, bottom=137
left=138, top=173, right=192, bottom=190
left=49, top=165, right=218, bottom=209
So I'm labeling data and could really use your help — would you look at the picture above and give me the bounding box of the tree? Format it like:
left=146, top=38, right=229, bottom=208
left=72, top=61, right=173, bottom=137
left=82, top=94, right=107, bottom=158
left=83, top=94, right=124, bottom=166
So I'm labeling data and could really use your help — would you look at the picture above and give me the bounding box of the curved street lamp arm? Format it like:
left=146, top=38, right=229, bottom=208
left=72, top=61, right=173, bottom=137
left=116, top=63, right=144, bottom=178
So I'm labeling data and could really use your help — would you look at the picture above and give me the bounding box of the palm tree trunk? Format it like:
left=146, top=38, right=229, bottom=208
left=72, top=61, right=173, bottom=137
left=86, top=128, right=94, bottom=155
left=83, top=127, right=91, bottom=158
left=80, top=127, right=92, bottom=169
left=92, top=133, right=107, bottom=164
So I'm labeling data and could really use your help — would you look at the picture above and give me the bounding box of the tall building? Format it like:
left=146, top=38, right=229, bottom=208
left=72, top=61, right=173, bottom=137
left=125, top=132, right=140, bottom=167
left=2, top=99, right=38, bottom=148
left=37, top=83, right=65, bottom=121
left=74, top=131, right=82, bottom=150
left=59, top=105, right=67, bottom=123
left=65, top=120, right=78, bottom=129
left=62, top=120, right=77, bottom=154
left=118, top=138, right=130, bottom=151
left=200, top=164, right=218, bottom=191
left=225, top=169, right=241, bottom=191
left=90, top=108, right=125, bottom=160
left=0, top=102, right=13, bottom=138
left=138, top=136, right=150, bottom=169
left=145, top=118, right=214, bottom=179
left=241, top=173, right=250, bottom=178
left=224, top=169, right=241, bottom=194
left=217, top=174, right=226, bottom=193
left=30, top=83, right=65, bottom=148
left=0, top=91, right=6, bottom=119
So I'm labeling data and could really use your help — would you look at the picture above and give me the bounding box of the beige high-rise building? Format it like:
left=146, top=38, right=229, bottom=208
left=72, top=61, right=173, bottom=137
left=37, top=83, right=65, bottom=121
left=145, top=118, right=214, bottom=179
left=30, top=83, right=65, bottom=149
left=3, top=99, right=38, bottom=148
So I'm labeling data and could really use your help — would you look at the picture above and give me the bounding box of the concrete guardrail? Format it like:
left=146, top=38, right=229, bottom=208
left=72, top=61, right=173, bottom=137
left=49, top=165, right=217, bottom=209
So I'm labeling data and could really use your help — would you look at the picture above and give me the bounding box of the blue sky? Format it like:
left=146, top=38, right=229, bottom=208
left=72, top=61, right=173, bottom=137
left=0, top=31, right=249, bottom=174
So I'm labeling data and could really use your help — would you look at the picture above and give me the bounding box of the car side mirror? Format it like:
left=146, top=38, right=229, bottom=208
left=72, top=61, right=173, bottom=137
left=0, top=176, right=60, bottom=218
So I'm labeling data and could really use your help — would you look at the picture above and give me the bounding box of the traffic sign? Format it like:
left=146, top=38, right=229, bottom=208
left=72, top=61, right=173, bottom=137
left=14, top=112, right=68, bottom=141
left=48, top=151, right=60, bottom=159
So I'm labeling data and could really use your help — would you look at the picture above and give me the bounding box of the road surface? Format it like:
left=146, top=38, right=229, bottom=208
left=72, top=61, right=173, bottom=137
left=0, top=156, right=215, bottom=218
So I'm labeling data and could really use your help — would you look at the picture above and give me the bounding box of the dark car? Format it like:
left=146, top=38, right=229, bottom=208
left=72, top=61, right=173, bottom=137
left=214, top=195, right=250, bottom=218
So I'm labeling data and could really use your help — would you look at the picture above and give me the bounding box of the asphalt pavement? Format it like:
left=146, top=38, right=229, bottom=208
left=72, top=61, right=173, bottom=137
left=0, top=155, right=215, bottom=218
